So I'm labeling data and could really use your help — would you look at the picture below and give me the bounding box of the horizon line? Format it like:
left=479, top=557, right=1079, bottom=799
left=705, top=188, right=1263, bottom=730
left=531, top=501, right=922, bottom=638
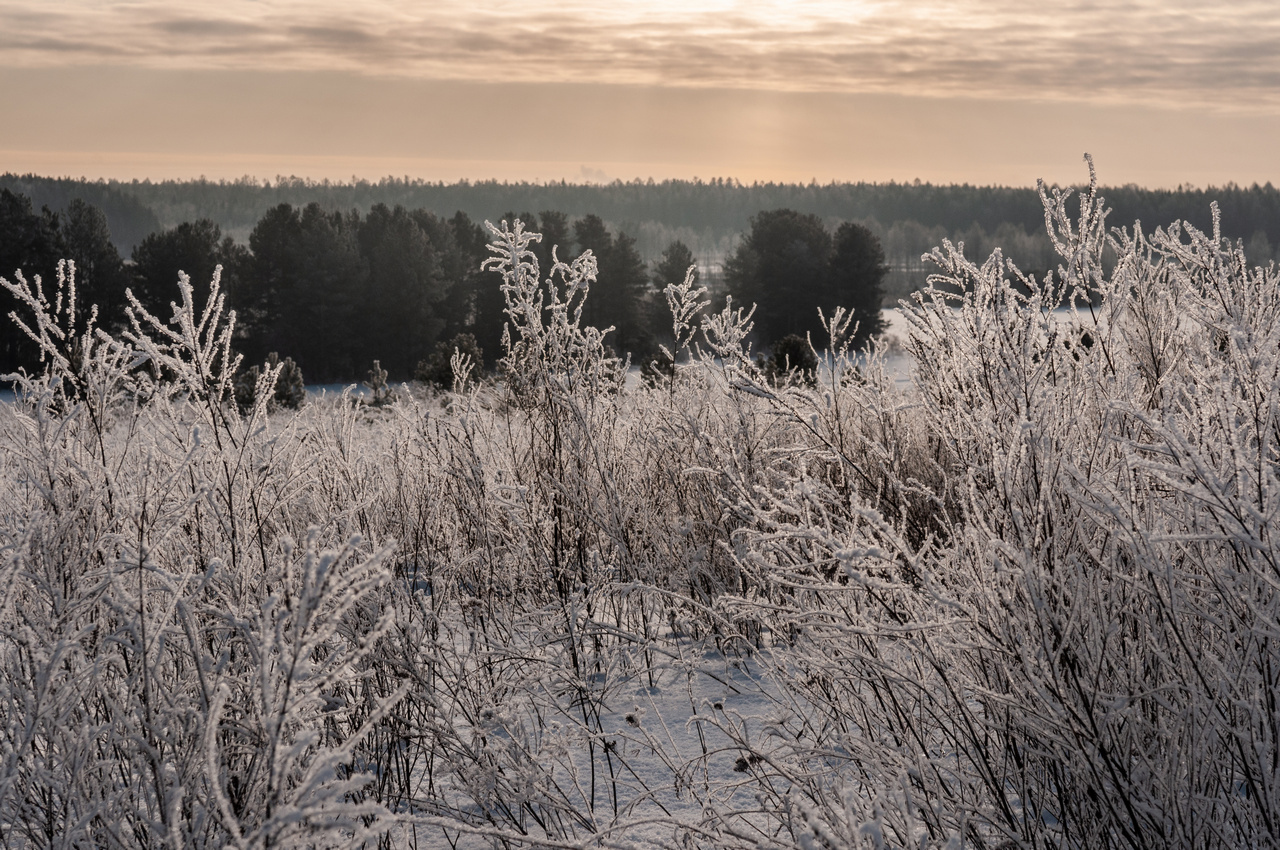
left=7, top=169, right=1276, bottom=195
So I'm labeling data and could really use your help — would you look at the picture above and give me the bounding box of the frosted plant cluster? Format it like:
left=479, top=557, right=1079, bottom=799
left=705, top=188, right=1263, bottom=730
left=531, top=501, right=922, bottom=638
left=1, top=160, right=1278, bottom=849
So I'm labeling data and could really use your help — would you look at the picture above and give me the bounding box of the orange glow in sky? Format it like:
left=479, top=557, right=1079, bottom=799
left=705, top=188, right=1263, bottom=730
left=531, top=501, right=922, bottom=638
left=2, top=1, right=1277, bottom=187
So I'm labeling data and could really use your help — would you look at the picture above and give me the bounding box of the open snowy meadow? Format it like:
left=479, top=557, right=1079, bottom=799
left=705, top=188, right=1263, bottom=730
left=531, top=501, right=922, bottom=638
left=3, top=169, right=1279, bottom=849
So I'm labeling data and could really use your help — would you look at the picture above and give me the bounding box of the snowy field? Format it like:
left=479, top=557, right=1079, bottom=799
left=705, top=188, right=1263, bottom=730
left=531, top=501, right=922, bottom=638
left=3, top=187, right=1279, bottom=849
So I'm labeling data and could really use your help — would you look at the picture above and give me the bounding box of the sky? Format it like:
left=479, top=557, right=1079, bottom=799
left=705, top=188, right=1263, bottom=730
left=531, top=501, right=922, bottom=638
left=1, top=0, right=1278, bottom=188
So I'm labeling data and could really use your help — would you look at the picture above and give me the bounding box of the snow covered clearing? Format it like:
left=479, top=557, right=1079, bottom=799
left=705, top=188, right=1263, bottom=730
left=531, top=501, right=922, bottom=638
left=2, top=163, right=1279, bottom=848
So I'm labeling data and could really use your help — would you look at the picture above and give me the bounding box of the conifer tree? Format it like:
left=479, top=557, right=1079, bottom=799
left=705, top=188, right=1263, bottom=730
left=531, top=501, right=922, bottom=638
left=0, top=189, right=64, bottom=373
left=829, top=221, right=888, bottom=349
left=60, top=199, right=129, bottom=332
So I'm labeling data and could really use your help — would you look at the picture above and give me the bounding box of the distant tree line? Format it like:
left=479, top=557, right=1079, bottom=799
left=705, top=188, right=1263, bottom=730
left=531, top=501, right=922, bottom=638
left=5, top=172, right=1278, bottom=259
left=2, top=186, right=897, bottom=383
left=6, top=173, right=1277, bottom=319
left=0, top=175, right=161, bottom=254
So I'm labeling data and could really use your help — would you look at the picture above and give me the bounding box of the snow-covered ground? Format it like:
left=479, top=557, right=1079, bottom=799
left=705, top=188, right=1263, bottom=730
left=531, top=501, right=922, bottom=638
left=5, top=197, right=1279, bottom=848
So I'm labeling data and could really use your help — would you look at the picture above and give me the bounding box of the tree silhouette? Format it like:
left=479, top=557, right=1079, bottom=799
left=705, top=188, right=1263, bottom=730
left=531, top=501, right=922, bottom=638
left=724, top=209, right=831, bottom=344
left=534, top=210, right=570, bottom=272
left=132, top=219, right=219, bottom=317
left=572, top=214, right=652, bottom=358
left=59, top=199, right=129, bottom=332
left=829, top=221, right=888, bottom=349
left=649, top=240, right=700, bottom=354
left=240, top=203, right=364, bottom=382
left=0, top=189, right=65, bottom=374
left=447, top=211, right=501, bottom=367
left=725, top=210, right=887, bottom=350
left=652, top=240, right=698, bottom=289
left=356, top=204, right=446, bottom=378
left=130, top=219, right=246, bottom=332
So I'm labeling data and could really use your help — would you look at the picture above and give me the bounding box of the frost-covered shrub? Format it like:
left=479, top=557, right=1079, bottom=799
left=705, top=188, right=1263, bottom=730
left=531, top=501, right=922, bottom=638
left=639, top=343, right=676, bottom=388
left=699, top=158, right=1280, bottom=849
left=0, top=263, right=399, bottom=848
left=3, top=159, right=1277, bottom=850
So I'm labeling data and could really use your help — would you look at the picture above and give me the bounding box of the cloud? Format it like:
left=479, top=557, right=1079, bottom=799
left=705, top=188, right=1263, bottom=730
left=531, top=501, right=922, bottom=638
left=153, top=17, right=268, bottom=38
left=1, top=0, right=1277, bottom=111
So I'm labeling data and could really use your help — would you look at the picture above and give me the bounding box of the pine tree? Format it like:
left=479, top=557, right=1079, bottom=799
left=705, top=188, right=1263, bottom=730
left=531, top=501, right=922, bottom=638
left=828, top=221, right=888, bottom=349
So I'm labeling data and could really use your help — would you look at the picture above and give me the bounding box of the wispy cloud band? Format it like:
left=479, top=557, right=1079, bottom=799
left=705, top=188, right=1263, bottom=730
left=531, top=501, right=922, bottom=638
left=2, top=1, right=1277, bottom=110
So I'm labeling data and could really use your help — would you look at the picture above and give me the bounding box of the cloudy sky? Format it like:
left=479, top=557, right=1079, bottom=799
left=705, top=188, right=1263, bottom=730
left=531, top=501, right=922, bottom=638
left=2, top=0, right=1277, bottom=187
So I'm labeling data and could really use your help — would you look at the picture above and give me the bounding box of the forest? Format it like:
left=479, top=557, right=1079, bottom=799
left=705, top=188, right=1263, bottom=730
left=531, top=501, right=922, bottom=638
left=1, top=162, right=1278, bottom=848
left=5, top=170, right=1280, bottom=300
left=0, top=188, right=888, bottom=383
